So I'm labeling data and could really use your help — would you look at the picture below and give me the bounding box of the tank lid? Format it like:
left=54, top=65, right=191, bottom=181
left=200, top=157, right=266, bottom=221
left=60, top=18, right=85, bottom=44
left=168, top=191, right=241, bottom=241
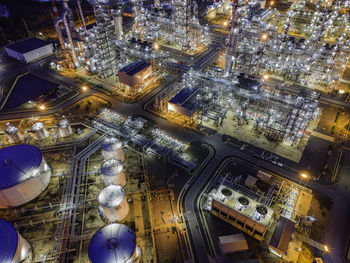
left=5, top=126, right=18, bottom=135
left=0, top=219, right=19, bottom=262
left=102, top=137, right=122, bottom=152
left=101, top=159, right=123, bottom=176
left=57, top=119, right=70, bottom=128
left=98, top=184, right=125, bottom=207
left=0, top=145, right=43, bottom=190
left=88, top=223, right=136, bottom=263
left=31, top=122, right=44, bottom=131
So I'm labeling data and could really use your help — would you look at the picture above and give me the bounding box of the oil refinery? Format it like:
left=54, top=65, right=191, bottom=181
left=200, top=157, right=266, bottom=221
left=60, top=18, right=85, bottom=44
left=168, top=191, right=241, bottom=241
left=0, top=0, right=350, bottom=262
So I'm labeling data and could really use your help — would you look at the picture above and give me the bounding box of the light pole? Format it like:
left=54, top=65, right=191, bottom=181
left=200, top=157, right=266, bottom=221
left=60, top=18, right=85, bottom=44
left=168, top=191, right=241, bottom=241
left=299, top=172, right=310, bottom=187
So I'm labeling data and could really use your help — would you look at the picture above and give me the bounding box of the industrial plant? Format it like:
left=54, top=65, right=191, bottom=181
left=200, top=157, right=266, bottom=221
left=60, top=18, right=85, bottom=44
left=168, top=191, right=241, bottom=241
left=0, top=0, right=350, bottom=262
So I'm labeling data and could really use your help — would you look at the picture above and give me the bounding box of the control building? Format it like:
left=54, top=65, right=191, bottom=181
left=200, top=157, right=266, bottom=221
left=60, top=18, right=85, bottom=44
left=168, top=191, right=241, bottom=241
left=0, top=145, right=51, bottom=208
left=0, top=219, right=31, bottom=263
left=98, top=184, right=129, bottom=222
left=89, top=223, right=141, bottom=263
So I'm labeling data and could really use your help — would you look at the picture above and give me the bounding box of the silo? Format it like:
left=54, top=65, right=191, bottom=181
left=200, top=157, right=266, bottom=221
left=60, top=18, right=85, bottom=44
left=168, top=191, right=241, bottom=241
left=101, top=159, right=126, bottom=187
left=102, top=137, right=125, bottom=162
left=0, top=145, right=51, bottom=208
left=0, top=219, right=31, bottom=263
left=98, top=184, right=129, bottom=222
left=31, top=122, right=48, bottom=140
left=57, top=119, right=73, bottom=138
left=5, top=125, right=22, bottom=143
left=89, top=223, right=141, bottom=263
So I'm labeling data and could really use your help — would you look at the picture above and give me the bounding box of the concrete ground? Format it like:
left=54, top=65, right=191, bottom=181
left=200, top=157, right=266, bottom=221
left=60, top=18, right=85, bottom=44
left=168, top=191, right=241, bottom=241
left=202, top=108, right=315, bottom=162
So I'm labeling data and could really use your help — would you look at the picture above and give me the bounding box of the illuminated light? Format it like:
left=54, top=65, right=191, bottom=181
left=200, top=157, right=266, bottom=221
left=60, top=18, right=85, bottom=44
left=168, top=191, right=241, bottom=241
left=324, top=245, right=329, bottom=252
left=154, top=43, right=160, bottom=50
left=39, top=105, right=46, bottom=110
left=82, top=85, right=88, bottom=92
left=263, top=74, right=269, bottom=80
left=338, top=89, right=345, bottom=94
left=270, top=1, right=274, bottom=4
left=300, top=173, right=308, bottom=179
left=224, top=21, right=228, bottom=26
left=261, top=33, right=269, bottom=41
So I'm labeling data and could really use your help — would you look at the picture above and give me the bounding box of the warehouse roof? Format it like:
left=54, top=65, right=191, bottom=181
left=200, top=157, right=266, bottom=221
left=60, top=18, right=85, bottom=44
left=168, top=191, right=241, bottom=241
left=0, top=145, right=43, bottom=190
left=269, top=216, right=295, bottom=255
left=168, top=86, right=199, bottom=106
left=0, top=219, right=18, bottom=263
left=6, top=37, right=51, bottom=54
left=119, top=60, right=151, bottom=76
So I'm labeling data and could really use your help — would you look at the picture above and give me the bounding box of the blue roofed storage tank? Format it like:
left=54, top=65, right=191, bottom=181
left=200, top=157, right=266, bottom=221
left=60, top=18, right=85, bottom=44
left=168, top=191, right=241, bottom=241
left=89, top=223, right=141, bottom=263
left=0, top=145, right=51, bottom=208
left=0, top=219, right=31, bottom=263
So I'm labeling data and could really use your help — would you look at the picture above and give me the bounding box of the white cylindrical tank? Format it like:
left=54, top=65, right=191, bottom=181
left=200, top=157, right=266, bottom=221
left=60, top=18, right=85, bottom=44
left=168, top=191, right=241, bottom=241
left=31, top=122, right=48, bottom=140
left=89, top=223, right=141, bottom=263
left=102, top=137, right=125, bottom=162
left=57, top=119, right=73, bottom=138
left=0, top=219, right=31, bottom=263
left=5, top=125, right=22, bottom=143
left=207, top=5, right=216, bottom=19
left=0, top=145, right=51, bottom=208
left=101, top=159, right=126, bottom=186
left=98, top=184, right=129, bottom=222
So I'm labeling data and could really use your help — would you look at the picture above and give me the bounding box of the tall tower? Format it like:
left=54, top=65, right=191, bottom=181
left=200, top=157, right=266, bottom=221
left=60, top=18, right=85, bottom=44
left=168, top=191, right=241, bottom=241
left=86, top=0, right=120, bottom=78
left=172, top=0, right=191, bottom=50
left=224, top=0, right=240, bottom=76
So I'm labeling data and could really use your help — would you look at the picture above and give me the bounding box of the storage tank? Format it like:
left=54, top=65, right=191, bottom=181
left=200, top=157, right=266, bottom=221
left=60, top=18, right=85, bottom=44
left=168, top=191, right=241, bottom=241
left=254, top=205, right=268, bottom=221
left=101, top=159, right=126, bottom=186
left=89, top=223, right=141, bottom=263
left=102, top=137, right=125, bottom=162
left=0, top=219, right=31, bottom=263
left=0, top=145, right=51, bottom=208
left=31, top=122, right=48, bottom=140
left=5, top=125, right=22, bottom=143
left=98, top=184, right=129, bottom=222
left=57, top=119, right=73, bottom=138
left=237, top=196, right=250, bottom=211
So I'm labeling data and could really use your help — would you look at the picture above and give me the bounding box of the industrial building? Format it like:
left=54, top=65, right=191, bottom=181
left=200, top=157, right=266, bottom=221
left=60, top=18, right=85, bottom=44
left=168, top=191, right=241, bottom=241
left=5, top=37, right=53, bottom=63
left=101, top=158, right=126, bottom=186
left=98, top=184, right=129, bottom=222
left=88, top=223, right=141, bottom=263
left=0, top=145, right=51, bottom=208
left=208, top=185, right=273, bottom=241
left=167, top=86, right=199, bottom=124
left=118, top=60, right=152, bottom=95
left=102, top=137, right=125, bottom=162
left=0, top=219, right=31, bottom=263
left=269, top=216, right=295, bottom=257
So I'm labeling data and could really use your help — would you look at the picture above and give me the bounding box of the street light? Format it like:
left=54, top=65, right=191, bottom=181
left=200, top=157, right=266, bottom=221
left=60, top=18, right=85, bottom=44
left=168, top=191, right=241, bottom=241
left=82, top=85, right=88, bottom=92
left=322, top=245, right=329, bottom=256
left=261, top=33, right=269, bottom=41
left=223, top=21, right=228, bottom=26
left=300, top=173, right=308, bottom=179
left=263, top=74, right=269, bottom=80
left=39, top=104, right=46, bottom=110
left=299, top=172, right=310, bottom=186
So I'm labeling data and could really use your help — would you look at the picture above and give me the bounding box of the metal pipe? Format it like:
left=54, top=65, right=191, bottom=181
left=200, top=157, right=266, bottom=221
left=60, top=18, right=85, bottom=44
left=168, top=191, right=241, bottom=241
left=62, top=7, right=78, bottom=65
left=77, top=0, right=86, bottom=32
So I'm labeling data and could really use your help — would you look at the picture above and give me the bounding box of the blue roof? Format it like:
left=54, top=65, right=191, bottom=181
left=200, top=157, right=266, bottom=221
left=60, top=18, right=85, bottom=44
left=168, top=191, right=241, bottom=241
left=168, top=86, right=199, bottom=105
left=6, top=37, right=51, bottom=54
left=89, top=224, right=136, bottom=263
left=119, top=60, right=151, bottom=77
left=0, top=219, right=18, bottom=263
left=0, top=145, right=43, bottom=190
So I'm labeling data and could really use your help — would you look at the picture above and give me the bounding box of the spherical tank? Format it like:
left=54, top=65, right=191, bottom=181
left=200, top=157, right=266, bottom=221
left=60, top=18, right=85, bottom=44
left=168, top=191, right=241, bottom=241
left=57, top=119, right=73, bottom=138
left=31, top=122, right=48, bottom=140
left=5, top=125, right=23, bottom=143
left=0, top=145, right=51, bottom=208
left=98, top=184, right=129, bottom=222
left=102, top=137, right=125, bottom=162
left=101, top=159, right=126, bottom=186
left=0, top=219, right=31, bottom=263
left=89, top=223, right=141, bottom=263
